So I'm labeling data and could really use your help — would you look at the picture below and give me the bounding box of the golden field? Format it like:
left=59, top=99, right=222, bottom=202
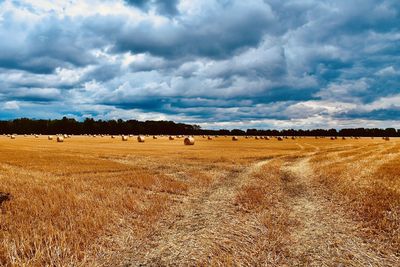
left=0, top=135, right=399, bottom=266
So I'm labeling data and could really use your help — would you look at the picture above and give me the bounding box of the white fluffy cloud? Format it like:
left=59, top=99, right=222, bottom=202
left=3, top=101, right=20, bottom=110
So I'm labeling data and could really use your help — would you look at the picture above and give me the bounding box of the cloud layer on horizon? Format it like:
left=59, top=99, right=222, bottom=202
left=0, top=0, right=399, bottom=129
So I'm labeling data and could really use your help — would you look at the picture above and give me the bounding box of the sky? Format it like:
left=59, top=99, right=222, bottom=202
left=0, top=0, right=399, bottom=129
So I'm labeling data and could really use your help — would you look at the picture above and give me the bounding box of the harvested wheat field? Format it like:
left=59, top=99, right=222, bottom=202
left=0, top=136, right=399, bottom=266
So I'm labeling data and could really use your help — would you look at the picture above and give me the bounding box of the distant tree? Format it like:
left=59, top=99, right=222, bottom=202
left=0, top=117, right=399, bottom=137
left=231, top=129, right=245, bottom=135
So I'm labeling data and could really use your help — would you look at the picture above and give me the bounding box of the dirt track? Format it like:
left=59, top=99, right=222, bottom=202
left=112, top=158, right=274, bottom=266
left=282, top=157, right=398, bottom=266
left=118, top=142, right=400, bottom=266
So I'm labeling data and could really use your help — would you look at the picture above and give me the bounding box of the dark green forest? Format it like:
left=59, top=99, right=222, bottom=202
left=0, top=117, right=398, bottom=137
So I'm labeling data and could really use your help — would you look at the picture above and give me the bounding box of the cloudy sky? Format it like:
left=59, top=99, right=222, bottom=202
left=0, top=0, right=399, bottom=129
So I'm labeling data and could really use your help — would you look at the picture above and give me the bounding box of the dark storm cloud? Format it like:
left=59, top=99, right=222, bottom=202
left=0, top=87, right=62, bottom=103
left=84, top=64, right=122, bottom=82
left=90, top=1, right=275, bottom=59
left=124, top=0, right=179, bottom=16
left=338, top=108, right=400, bottom=120
left=0, top=13, right=98, bottom=74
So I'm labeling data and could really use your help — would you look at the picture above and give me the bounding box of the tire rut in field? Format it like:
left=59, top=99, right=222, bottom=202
left=120, top=158, right=273, bottom=266
left=281, top=156, right=399, bottom=266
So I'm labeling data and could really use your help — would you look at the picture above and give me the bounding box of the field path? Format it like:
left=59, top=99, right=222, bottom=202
left=281, top=156, right=399, bottom=266
left=119, top=158, right=273, bottom=266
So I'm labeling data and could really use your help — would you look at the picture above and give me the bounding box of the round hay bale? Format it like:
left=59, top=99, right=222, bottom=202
left=122, top=135, right=128, bottom=141
left=48, top=136, right=53, bottom=140
left=384, top=137, right=390, bottom=141
left=184, top=136, right=195, bottom=145
left=169, top=136, right=175, bottom=140
left=265, top=136, right=270, bottom=140
left=34, top=134, right=39, bottom=138
left=153, top=136, right=158, bottom=139
left=137, top=135, right=145, bottom=142
left=10, top=135, right=16, bottom=139
left=277, top=137, right=283, bottom=141
left=57, top=136, right=64, bottom=142
left=111, top=135, right=115, bottom=139
left=207, top=136, right=213, bottom=140
left=232, top=136, right=238, bottom=141
left=342, top=137, right=346, bottom=140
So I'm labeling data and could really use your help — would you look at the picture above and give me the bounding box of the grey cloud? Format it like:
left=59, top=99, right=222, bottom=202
left=84, top=64, right=122, bottom=82
left=124, top=0, right=179, bottom=16
left=98, top=1, right=275, bottom=59
left=0, top=13, right=98, bottom=74
left=1, top=0, right=400, bottom=127
left=0, top=87, right=63, bottom=103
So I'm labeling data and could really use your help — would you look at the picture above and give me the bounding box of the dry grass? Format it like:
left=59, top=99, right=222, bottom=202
left=310, top=141, right=400, bottom=263
left=0, top=135, right=399, bottom=266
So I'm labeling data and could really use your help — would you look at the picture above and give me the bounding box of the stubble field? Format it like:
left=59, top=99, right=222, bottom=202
left=0, top=135, right=399, bottom=266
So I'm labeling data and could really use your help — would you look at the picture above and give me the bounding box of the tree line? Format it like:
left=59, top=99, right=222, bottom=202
left=0, top=117, right=399, bottom=137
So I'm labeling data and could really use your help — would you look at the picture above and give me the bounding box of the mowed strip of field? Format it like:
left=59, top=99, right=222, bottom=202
left=0, top=136, right=399, bottom=266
